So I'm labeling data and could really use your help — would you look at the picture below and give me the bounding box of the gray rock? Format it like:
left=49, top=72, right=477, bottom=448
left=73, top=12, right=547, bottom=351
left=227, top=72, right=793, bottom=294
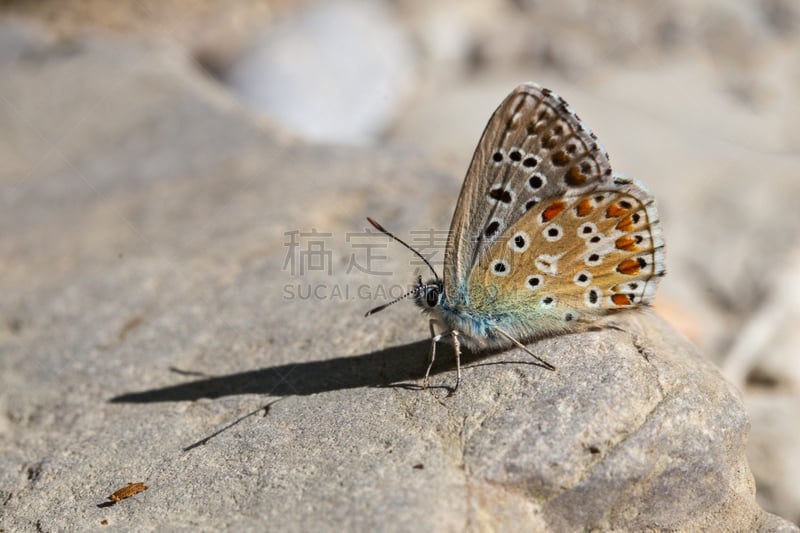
left=0, top=21, right=797, bottom=532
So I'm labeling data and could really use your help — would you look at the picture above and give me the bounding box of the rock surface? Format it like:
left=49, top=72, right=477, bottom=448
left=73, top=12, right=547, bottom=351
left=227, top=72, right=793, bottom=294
left=1, top=18, right=798, bottom=533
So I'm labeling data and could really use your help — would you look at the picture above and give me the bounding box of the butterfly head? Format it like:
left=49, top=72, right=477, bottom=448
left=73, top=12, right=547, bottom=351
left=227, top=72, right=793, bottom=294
left=363, top=217, right=445, bottom=318
left=413, top=277, right=444, bottom=312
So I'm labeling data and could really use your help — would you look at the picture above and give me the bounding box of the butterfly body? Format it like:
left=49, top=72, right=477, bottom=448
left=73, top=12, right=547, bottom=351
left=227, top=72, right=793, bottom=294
left=416, top=283, right=509, bottom=347
left=372, top=83, right=665, bottom=391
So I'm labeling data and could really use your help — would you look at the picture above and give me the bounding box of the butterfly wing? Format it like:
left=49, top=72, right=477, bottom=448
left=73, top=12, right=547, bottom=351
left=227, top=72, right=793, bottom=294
left=444, top=83, right=616, bottom=301
left=467, top=182, right=665, bottom=340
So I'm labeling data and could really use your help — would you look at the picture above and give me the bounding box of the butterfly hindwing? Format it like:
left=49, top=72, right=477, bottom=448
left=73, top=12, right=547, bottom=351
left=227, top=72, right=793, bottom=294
left=466, top=181, right=665, bottom=338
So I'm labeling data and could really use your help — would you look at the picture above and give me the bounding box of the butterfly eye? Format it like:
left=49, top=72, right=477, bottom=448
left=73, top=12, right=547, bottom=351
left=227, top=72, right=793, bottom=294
left=425, top=287, right=439, bottom=307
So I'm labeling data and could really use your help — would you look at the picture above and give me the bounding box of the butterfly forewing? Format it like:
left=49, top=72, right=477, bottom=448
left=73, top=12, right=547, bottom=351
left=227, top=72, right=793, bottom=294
left=444, top=83, right=616, bottom=299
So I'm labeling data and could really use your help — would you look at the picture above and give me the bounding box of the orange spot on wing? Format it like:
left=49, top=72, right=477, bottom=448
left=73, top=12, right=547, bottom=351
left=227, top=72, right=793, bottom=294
left=576, top=199, right=593, bottom=216
left=541, top=201, right=566, bottom=222
left=552, top=151, right=570, bottom=166
left=615, top=236, right=637, bottom=251
left=612, top=294, right=632, bottom=306
left=616, top=215, right=634, bottom=232
left=566, top=166, right=587, bottom=186
left=605, top=203, right=628, bottom=218
left=617, top=259, right=641, bottom=275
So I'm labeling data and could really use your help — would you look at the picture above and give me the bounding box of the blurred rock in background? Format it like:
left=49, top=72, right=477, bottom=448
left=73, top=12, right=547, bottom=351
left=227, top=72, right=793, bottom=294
left=224, top=1, right=417, bottom=143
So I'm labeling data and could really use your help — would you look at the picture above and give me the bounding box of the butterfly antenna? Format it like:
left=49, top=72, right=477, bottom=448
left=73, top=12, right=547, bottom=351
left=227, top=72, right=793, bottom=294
left=364, top=280, right=424, bottom=317
left=366, top=217, right=440, bottom=282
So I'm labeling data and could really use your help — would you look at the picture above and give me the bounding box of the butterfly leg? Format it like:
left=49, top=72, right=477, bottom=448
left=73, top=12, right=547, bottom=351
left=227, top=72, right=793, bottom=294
left=493, top=326, right=556, bottom=371
left=451, top=330, right=462, bottom=392
left=423, top=320, right=445, bottom=390
left=423, top=323, right=464, bottom=393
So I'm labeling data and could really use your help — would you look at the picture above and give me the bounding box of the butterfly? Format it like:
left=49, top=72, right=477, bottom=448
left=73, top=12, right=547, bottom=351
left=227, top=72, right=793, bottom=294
left=367, top=83, right=665, bottom=392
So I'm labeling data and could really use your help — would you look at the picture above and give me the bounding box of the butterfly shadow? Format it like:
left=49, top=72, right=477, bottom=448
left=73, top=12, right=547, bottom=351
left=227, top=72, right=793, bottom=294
left=109, top=339, right=475, bottom=405
left=109, top=340, right=552, bottom=449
